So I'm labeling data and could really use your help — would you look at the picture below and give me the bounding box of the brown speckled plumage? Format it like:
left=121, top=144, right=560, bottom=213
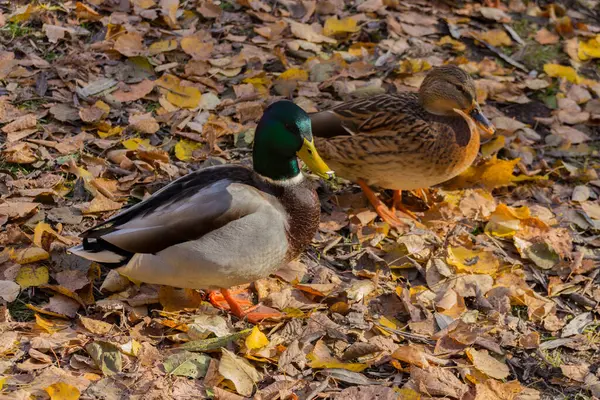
left=311, top=65, right=489, bottom=191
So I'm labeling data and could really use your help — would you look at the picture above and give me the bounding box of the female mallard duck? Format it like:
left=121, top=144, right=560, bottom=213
left=310, top=65, right=495, bottom=227
left=69, top=101, right=334, bottom=323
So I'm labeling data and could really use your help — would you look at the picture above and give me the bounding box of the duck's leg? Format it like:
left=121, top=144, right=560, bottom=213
left=390, top=190, right=419, bottom=220
left=357, top=179, right=408, bottom=227
left=208, top=289, right=253, bottom=310
left=483, top=0, right=502, bottom=7
left=414, top=188, right=430, bottom=204
left=220, top=288, right=283, bottom=323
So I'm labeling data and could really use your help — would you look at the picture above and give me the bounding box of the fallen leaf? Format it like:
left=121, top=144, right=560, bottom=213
left=163, top=351, right=211, bottom=378
left=174, top=139, right=203, bottom=161
left=245, top=326, right=269, bottom=351
left=323, top=16, right=359, bottom=36
left=544, top=64, right=581, bottom=84
left=475, top=30, right=512, bottom=47
left=0, top=280, right=20, bottom=302
left=148, top=39, right=178, bottom=55
left=112, top=80, right=155, bottom=102
left=80, top=316, right=114, bottom=335
left=466, top=348, right=510, bottom=380
left=447, top=247, right=500, bottom=275
left=16, top=265, right=49, bottom=288
left=535, top=28, right=559, bottom=45
left=45, top=382, right=81, bottom=400
left=219, top=348, right=262, bottom=397
left=307, top=339, right=367, bottom=372
left=129, top=112, right=159, bottom=134
left=114, top=32, right=145, bottom=57
left=289, top=20, right=336, bottom=44
left=85, top=341, right=122, bottom=376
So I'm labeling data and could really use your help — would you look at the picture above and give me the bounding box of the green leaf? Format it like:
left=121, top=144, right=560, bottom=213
left=179, top=328, right=252, bottom=352
left=85, top=341, right=122, bottom=376
left=163, top=351, right=211, bottom=378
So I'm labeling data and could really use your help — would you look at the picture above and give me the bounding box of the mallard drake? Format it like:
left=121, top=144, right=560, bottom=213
left=310, top=65, right=495, bottom=227
left=69, top=100, right=334, bottom=323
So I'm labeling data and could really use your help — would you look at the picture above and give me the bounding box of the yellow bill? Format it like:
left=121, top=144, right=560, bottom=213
left=297, top=138, right=335, bottom=180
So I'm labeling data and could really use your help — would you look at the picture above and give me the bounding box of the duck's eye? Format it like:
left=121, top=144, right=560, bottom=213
left=307, top=148, right=313, bottom=155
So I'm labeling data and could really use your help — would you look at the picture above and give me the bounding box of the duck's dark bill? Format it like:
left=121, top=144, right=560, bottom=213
left=297, top=138, right=335, bottom=180
left=470, top=108, right=495, bottom=135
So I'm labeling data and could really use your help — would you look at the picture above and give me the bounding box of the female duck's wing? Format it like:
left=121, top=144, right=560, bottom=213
left=310, top=93, right=423, bottom=138
left=70, top=165, right=281, bottom=263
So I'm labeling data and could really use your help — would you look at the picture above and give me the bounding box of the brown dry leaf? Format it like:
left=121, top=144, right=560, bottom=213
left=1, top=113, right=36, bottom=133
left=410, top=365, right=469, bottom=399
left=112, top=80, right=155, bottom=102
left=0, top=201, right=39, bottom=219
left=307, top=339, right=367, bottom=372
left=148, top=39, right=178, bottom=55
left=535, top=28, right=559, bottom=45
left=80, top=195, right=123, bottom=214
left=80, top=316, right=114, bottom=335
left=391, top=345, right=430, bottom=368
left=289, top=20, right=336, bottom=44
left=466, top=348, right=510, bottom=380
left=3, top=142, right=37, bottom=164
left=181, top=34, right=214, bottom=61
left=475, top=380, right=525, bottom=400
left=129, top=112, right=160, bottom=134
left=114, top=32, right=145, bottom=57
left=218, top=348, right=262, bottom=397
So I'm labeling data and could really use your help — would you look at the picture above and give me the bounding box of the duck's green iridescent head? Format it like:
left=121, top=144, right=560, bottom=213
left=253, top=100, right=334, bottom=182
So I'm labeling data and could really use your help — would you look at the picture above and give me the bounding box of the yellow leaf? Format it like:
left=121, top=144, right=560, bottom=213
left=174, top=139, right=203, bottom=161
left=465, top=348, right=510, bottom=380
left=379, top=315, right=397, bottom=330
left=396, top=59, right=431, bottom=74
left=485, top=203, right=530, bottom=238
left=278, top=68, right=309, bottom=81
left=437, top=36, right=466, bottom=52
left=98, top=126, right=123, bottom=139
left=243, top=74, right=272, bottom=95
left=167, top=85, right=201, bottom=109
left=122, top=137, right=151, bottom=150
left=33, top=221, right=72, bottom=250
left=81, top=195, right=123, bottom=214
left=156, top=74, right=202, bottom=109
left=307, top=340, right=367, bottom=372
left=578, top=35, right=600, bottom=61
left=245, top=326, right=269, bottom=350
left=35, top=313, right=69, bottom=333
left=447, top=246, right=500, bottom=275
left=544, top=64, right=581, bottom=84
left=15, top=265, right=49, bottom=288
left=79, top=315, right=114, bottom=335
left=120, top=340, right=142, bottom=356
left=0, top=377, right=5, bottom=391
left=149, top=39, right=178, bottom=55
left=323, top=16, right=359, bottom=36
left=348, top=42, right=376, bottom=56
left=480, top=135, right=505, bottom=157
left=476, top=29, right=512, bottom=47
left=45, top=382, right=81, bottom=400
left=9, top=4, right=35, bottom=23
left=447, top=156, right=519, bottom=190
left=396, top=388, right=421, bottom=400
left=181, top=35, right=213, bottom=60
left=12, top=247, right=50, bottom=265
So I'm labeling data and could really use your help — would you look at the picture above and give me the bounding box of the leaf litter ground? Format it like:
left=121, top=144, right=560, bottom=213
left=0, top=0, right=599, bottom=399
